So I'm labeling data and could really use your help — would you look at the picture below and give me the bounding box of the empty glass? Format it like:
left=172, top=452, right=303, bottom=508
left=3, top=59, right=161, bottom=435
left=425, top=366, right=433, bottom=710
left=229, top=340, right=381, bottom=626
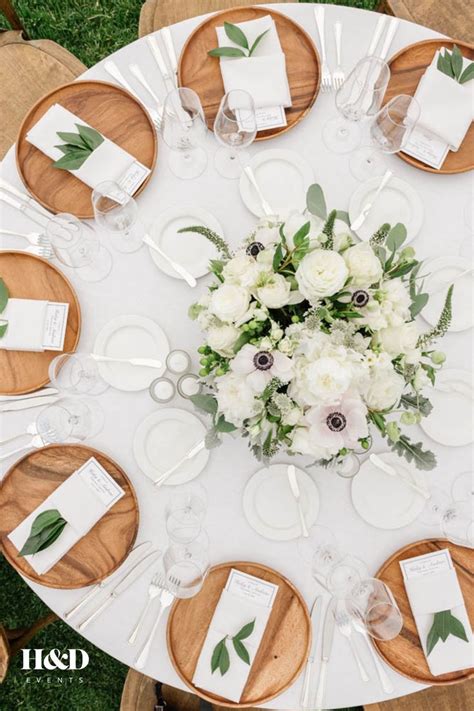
left=163, top=535, right=210, bottom=598
left=349, top=578, right=403, bottom=641
left=165, top=487, right=207, bottom=544
left=55, top=397, right=104, bottom=440
left=161, top=87, right=208, bottom=179
left=49, top=353, right=108, bottom=396
left=47, top=213, right=112, bottom=281
left=92, top=181, right=144, bottom=253
left=298, top=525, right=343, bottom=590
left=440, top=499, right=473, bottom=548
left=323, top=57, right=390, bottom=153
left=327, top=556, right=368, bottom=597
left=452, top=471, right=474, bottom=502
left=213, top=90, right=257, bottom=179
left=0, top=404, right=73, bottom=461
left=350, top=94, right=420, bottom=180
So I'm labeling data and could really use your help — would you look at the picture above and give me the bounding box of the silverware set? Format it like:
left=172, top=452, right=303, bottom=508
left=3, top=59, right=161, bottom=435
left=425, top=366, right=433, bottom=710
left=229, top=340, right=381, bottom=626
left=134, top=574, right=180, bottom=669
left=0, top=178, right=53, bottom=258
left=0, top=388, right=59, bottom=413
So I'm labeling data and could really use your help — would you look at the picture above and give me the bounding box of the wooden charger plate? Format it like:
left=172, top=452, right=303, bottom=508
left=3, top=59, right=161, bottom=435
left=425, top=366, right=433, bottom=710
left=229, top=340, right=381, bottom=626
left=0, top=444, right=139, bottom=589
left=374, top=539, right=474, bottom=685
left=167, top=561, right=311, bottom=707
left=16, top=79, right=158, bottom=218
left=386, top=39, right=474, bottom=174
left=0, top=251, right=81, bottom=395
left=178, top=6, right=320, bottom=140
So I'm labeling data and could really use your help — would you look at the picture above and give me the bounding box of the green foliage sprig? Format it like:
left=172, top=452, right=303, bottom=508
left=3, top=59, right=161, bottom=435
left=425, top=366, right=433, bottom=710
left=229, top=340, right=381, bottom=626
left=427, top=609, right=468, bottom=655
left=19, top=509, right=67, bottom=557
left=211, top=619, right=256, bottom=676
left=0, top=277, right=9, bottom=338
left=53, top=124, right=104, bottom=171
left=208, top=22, right=269, bottom=58
left=437, top=45, right=474, bottom=84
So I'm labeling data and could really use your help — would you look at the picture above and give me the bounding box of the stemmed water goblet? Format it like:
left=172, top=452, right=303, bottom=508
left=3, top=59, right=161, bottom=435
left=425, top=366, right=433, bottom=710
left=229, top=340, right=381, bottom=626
left=419, top=480, right=473, bottom=548
left=163, top=532, right=210, bottom=599
left=213, top=90, right=257, bottom=179
left=49, top=353, right=109, bottom=396
left=47, top=213, right=112, bottom=281
left=160, top=87, right=208, bottom=179
left=92, top=181, right=144, bottom=253
left=54, top=397, right=105, bottom=440
left=165, top=486, right=207, bottom=544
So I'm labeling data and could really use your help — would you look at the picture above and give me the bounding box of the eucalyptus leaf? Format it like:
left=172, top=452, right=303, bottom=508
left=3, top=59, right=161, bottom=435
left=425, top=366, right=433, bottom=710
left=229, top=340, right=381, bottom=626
left=0, top=277, right=9, bottom=313
left=272, top=243, right=284, bottom=271
left=426, top=609, right=468, bottom=654
left=460, top=62, right=474, bottom=83
left=208, top=47, right=247, bottom=58
left=335, top=210, right=350, bottom=226
left=30, top=509, right=62, bottom=537
left=409, top=292, right=429, bottom=318
left=233, top=618, right=255, bottom=641
left=450, top=45, right=463, bottom=80
left=385, top=223, right=407, bottom=252
left=205, top=428, right=222, bottom=450
left=19, top=517, right=67, bottom=557
left=76, top=123, right=104, bottom=150
left=190, top=393, right=218, bottom=416
left=249, top=29, right=270, bottom=56
left=232, top=638, right=250, bottom=665
left=211, top=637, right=227, bottom=674
left=56, top=131, right=89, bottom=148
left=224, top=21, right=248, bottom=49
left=52, top=151, right=91, bottom=171
left=215, top=415, right=237, bottom=433
left=306, top=183, right=327, bottom=219
left=0, top=322, right=8, bottom=337
left=292, top=221, right=310, bottom=247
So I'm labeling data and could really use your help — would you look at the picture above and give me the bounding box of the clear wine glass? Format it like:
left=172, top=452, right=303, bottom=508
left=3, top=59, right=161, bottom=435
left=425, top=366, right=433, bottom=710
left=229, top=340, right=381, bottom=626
left=327, top=555, right=369, bottom=597
left=55, top=397, right=104, bottom=440
left=323, top=57, right=390, bottom=154
left=440, top=499, right=474, bottom=548
left=161, top=87, right=208, bottom=180
left=298, top=525, right=343, bottom=590
left=92, top=181, right=144, bottom=253
left=49, top=353, right=108, bottom=396
left=47, top=213, right=112, bottom=281
left=163, top=535, right=210, bottom=599
left=452, top=471, right=474, bottom=502
left=350, top=94, right=420, bottom=180
left=348, top=578, right=403, bottom=641
left=213, top=90, right=257, bottom=179
left=165, top=487, right=207, bottom=544
left=36, top=404, right=73, bottom=444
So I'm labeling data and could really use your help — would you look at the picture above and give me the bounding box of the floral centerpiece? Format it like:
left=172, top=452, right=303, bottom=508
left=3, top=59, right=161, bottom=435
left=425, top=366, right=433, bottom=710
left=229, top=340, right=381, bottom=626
left=183, top=185, right=452, bottom=471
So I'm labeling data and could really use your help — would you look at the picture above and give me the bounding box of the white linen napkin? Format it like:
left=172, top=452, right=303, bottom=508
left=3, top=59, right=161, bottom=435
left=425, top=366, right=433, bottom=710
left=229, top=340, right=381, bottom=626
left=216, top=16, right=291, bottom=110
left=0, top=298, right=47, bottom=351
left=26, top=104, right=150, bottom=193
left=192, top=585, right=275, bottom=702
left=8, top=457, right=125, bottom=574
left=402, top=558, right=473, bottom=675
left=413, top=49, right=473, bottom=151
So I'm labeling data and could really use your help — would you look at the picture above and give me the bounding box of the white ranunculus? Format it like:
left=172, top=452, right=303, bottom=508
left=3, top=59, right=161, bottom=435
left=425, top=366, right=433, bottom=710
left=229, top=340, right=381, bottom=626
left=215, top=372, right=262, bottom=427
left=222, top=252, right=262, bottom=289
left=209, top=284, right=250, bottom=323
left=377, top=322, right=418, bottom=357
left=363, top=366, right=405, bottom=411
left=256, top=273, right=291, bottom=309
left=206, top=324, right=240, bottom=356
left=343, top=242, right=383, bottom=288
left=289, top=355, right=353, bottom=406
left=296, top=249, right=348, bottom=304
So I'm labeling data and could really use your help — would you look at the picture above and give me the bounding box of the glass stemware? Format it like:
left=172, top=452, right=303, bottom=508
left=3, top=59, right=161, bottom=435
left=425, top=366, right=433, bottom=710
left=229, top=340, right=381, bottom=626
left=92, top=181, right=144, bottom=253
left=348, top=578, right=403, bottom=641
left=36, top=404, right=73, bottom=444
left=55, top=397, right=104, bottom=440
left=322, top=57, right=390, bottom=153
left=452, top=471, right=474, bottom=502
left=163, top=534, right=210, bottom=599
left=350, top=94, right=420, bottom=180
left=213, top=90, right=257, bottom=179
left=161, top=87, right=208, bottom=180
left=49, top=353, right=108, bottom=396
left=419, top=484, right=473, bottom=549
left=47, top=213, right=112, bottom=281
left=165, top=487, right=207, bottom=544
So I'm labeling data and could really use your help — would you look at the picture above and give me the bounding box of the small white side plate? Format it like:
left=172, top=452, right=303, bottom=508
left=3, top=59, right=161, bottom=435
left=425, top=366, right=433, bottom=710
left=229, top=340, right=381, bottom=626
left=94, top=315, right=169, bottom=391
left=243, top=463, right=319, bottom=540
left=351, top=452, right=426, bottom=529
left=148, top=206, right=222, bottom=279
left=239, top=149, right=314, bottom=218
left=133, top=407, right=209, bottom=485
left=349, top=176, right=423, bottom=243
left=420, top=369, right=473, bottom=447
left=422, top=256, right=474, bottom=332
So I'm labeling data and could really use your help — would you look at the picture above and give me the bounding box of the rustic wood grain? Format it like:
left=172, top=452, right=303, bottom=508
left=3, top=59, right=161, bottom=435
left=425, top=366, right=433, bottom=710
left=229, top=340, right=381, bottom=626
left=365, top=676, right=474, bottom=711
left=0, top=444, right=139, bottom=589
left=178, top=6, right=320, bottom=141
left=16, top=80, right=158, bottom=218
left=380, top=0, right=474, bottom=45
left=167, top=561, right=311, bottom=708
left=385, top=39, right=474, bottom=174
left=374, top=539, right=474, bottom=685
left=0, top=251, right=81, bottom=396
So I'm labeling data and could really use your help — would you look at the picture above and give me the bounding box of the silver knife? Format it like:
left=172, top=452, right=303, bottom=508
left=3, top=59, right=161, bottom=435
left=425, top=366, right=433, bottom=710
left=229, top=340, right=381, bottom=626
left=0, top=388, right=59, bottom=402
left=0, top=177, right=53, bottom=220
left=314, top=596, right=337, bottom=710
left=153, top=439, right=205, bottom=486
left=350, top=169, right=392, bottom=231
left=78, top=548, right=161, bottom=630
left=300, top=594, right=323, bottom=709
left=64, top=541, right=152, bottom=619
left=0, top=191, right=49, bottom=227
left=287, top=464, right=309, bottom=538
left=0, top=394, right=59, bottom=412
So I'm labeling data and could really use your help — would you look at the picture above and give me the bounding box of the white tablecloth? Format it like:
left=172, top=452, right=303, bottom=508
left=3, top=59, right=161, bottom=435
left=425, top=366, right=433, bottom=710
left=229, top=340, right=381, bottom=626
left=1, top=4, right=472, bottom=708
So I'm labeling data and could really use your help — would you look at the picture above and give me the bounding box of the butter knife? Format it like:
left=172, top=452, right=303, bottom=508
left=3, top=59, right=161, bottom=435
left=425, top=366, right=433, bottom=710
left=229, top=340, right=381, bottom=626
left=0, top=394, right=59, bottom=413
left=350, top=170, right=392, bottom=231
left=0, top=388, right=59, bottom=402
left=0, top=192, right=49, bottom=227
left=143, top=234, right=197, bottom=287
left=300, top=594, right=323, bottom=709
left=161, top=27, right=178, bottom=81
left=287, top=464, right=309, bottom=537
left=153, top=440, right=205, bottom=487
left=315, top=596, right=337, bottom=710
left=0, top=178, right=53, bottom=220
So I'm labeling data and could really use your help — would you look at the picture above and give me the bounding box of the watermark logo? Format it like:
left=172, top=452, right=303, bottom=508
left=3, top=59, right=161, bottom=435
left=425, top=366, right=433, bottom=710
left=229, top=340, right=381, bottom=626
left=22, top=649, right=89, bottom=671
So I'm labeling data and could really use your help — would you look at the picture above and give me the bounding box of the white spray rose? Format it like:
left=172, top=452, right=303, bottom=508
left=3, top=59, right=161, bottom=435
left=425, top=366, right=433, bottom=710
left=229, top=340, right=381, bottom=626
left=256, top=273, right=291, bottom=309
left=343, top=242, right=383, bottom=287
left=377, top=322, right=418, bottom=357
left=363, top=366, right=405, bottom=411
left=215, top=372, right=263, bottom=427
left=209, top=284, right=250, bottom=323
left=296, top=249, right=348, bottom=303
left=222, top=253, right=262, bottom=289
left=207, top=324, right=240, bottom=356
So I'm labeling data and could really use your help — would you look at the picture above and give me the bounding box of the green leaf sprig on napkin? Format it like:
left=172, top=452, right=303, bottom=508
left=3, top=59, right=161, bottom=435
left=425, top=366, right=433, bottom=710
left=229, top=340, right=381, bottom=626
left=19, top=509, right=68, bottom=557
left=437, top=45, right=474, bottom=84
left=208, top=22, right=269, bottom=59
left=53, top=123, right=104, bottom=171
left=426, top=609, right=469, bottom=655
left=211, top=618, right=255, bottom=676
left=0, top=277, right=9, bottom=338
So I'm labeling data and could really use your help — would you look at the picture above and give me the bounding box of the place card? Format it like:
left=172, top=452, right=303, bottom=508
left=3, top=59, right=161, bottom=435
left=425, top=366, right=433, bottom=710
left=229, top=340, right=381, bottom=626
left=400, top=549, right=453, bottom=579
left=226, top=568, right=279, bottom=607
left=43, top=302, right=69, bottom=350
left=236, top=105, right=287, bottom=132
left=402, top=126, right=450, bottom=170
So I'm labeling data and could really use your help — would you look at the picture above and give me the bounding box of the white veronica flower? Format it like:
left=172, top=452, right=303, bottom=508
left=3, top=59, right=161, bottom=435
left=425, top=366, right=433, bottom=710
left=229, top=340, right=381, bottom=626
left=209, top=284, right=250, bottom=323
left=231, top=343, right=293, bottom=393
left=215, top=372, right=263, bottom=427
left=207, top=324, right=240, bottom=357
left=296, top=249, right=348, bottom=304
left=363, top=366, right=405, bottom=411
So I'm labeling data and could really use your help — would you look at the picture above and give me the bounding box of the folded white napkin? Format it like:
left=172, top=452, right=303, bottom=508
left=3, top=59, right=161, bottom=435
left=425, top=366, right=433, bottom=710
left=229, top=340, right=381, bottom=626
left=192, top=587, right=273, bottom=702
left=216, top=16, right=291, bottom=110
left=8, top=457, right=124, bottom=574
left=26, top=104, right=150, bottom=193
left=403, top=564, right=473, bottom=675
left=1, top=298, right=47, bottom=351
left=414, top=49, right=473, bottom=151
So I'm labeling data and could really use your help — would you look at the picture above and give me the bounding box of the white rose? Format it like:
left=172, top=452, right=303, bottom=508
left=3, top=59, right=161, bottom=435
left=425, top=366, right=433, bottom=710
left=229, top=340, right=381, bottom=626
left=290, top=426, right=332, bottom=460
left=256, top=273, right=291, bottom=309
left=215, top=372, right=263, bottom=428
left=209, top=284, right=250, bottom=323
left=222, top=253, right=262, bottom=288
left=344, top=242, right=383, bottom=288
left=207, top=324, right=240, bottom=356
left=290, top=356, right=352, bottom=406
left=363, top=366, right=405, bottom=411
left=378, top=322, right=418, bottom=357
left=296, top=249, right=348, bottom=304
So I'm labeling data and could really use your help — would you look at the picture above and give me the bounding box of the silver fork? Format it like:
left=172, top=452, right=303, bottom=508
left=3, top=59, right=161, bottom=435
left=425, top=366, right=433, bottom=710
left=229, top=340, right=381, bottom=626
left=314, top=5, right=332, bottom=92
left=135, top=575, right=180, bottom=669
left=334, top=606, right=369, bottom=682
left=0, top=229, right=51, bottom=248
left=128, top=572, right=166, bottom=644
left=0, top=244, right=52, bottom=259
left=103, top=60, right=162, bottom=130
left=332, top=22, right=345, bottom=90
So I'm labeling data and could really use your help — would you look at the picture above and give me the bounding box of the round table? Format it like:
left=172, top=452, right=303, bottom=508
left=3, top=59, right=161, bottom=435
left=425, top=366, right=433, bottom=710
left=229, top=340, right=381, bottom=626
left=1, top=4, right=472, bottom=708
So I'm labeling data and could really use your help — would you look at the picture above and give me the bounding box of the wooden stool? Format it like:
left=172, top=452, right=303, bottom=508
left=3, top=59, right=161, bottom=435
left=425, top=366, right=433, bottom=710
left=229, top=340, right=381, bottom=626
left=378, top=0, right=474, bottom=44
left=0, top=30, right=87, bottom=159
left=0, top=613, right=58, bottom=683
left=365, top=677, right=474, bottom=711
left=138, top=0, right=292, bottom=37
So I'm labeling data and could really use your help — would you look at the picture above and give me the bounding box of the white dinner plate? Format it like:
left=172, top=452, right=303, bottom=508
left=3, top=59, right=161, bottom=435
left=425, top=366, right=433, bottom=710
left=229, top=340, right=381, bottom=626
left=133, top=407, right=209, bottom=485
left=349, top=176, right=423, bottom=243
left=94, top=315, right=169, bottom=391
left=421, top=256, right=474, bottom=332
left=351, top=452, right=427, bottom=529
left=243, top=464, right=319, bottom=541
left=148, top=205, right=222, bottom=280
left=420, top=369, right=473, bottom=447
left=239, top=149, right=314, bottom=218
